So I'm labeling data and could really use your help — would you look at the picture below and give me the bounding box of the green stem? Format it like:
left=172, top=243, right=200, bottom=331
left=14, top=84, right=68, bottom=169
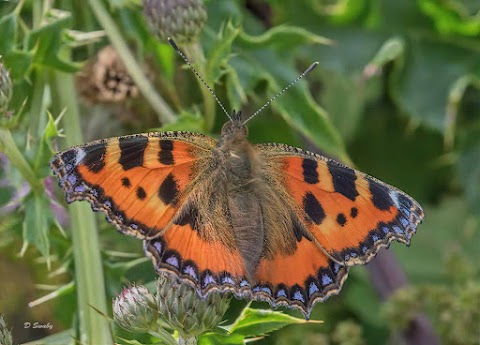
left=183, top=42, right=216, bottom=132
left=51, top=71, right=113, bottom=345
left=28, top=70, right=47, bottom=139
left=87, top=0, right=176, bottom=124
left=32, top=0, right=42, bottom=28
left=0, top=128, right=42, bottom=192
left=30, top=0, right=48, bottom=139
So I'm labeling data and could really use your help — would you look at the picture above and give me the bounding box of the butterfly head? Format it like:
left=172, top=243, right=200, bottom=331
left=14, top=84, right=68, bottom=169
left=220, top=110, right=248, bottom=139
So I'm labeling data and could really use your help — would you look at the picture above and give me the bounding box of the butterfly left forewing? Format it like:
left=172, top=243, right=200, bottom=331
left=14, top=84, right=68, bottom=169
left=256, top=143, right=424, bottom=267
left=51, top=132, right=216, bottom=238
left=53, top=130, right=257, bottom=299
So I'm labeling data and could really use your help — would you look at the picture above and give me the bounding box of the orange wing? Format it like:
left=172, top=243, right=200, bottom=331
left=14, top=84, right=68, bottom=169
left=52, top=131, right=251, bottom=298
left=144, top=219, right=348, bottom=318
left=50, top=132, right=216, bottom=239
left=252, top=237, right=348, bottom=317
left=257, top=143, right=424, bottom=267
left=246, top=142, right=423, bottom=317
left=144, top=222, right=249, bottom=297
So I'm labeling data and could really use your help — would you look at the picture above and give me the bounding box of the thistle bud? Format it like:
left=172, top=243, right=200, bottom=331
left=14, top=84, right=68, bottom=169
left=113, top=285, right=159, bottom=333
left=143, top=0, right=207, bottom=43
left=0, top=314, right=13, bottom=345
left=156, top=273, right=229, bottom=340
left=0, top=59, right=12, bottom=115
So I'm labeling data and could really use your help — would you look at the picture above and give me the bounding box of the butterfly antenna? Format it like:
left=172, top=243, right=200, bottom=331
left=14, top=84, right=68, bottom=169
left=168, top=38, right=233, bottom=122
left=242, top=62, right=319, bottom=125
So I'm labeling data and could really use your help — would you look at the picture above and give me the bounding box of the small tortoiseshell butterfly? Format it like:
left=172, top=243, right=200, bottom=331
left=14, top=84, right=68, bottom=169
left=50, top=40, right=424, bottom=318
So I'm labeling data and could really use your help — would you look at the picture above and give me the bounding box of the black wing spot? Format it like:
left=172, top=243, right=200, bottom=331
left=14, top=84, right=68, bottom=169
left=159, top=173, right=179, bottom=205
left=350, top=207, right=358, bottom=218
left=303, top=192, right=326, bottom=225
left=159, top=140, right=174, bottom=165
left=136, top=186, right=147, bottom=200
left=119, top=136, right=148, bottom=170
left=121, top=177, right=131, bottom=188
left=336, top=213, right=347, bottom=227
left=84, top=144, right=106, bottom=173
left=302, top=158, right=319, bottom=184
left=368, top=179, right=394, bottom=211
left=327, top=160, right=359, bottom=201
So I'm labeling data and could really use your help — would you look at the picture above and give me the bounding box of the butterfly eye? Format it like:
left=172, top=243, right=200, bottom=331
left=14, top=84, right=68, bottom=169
left=220, top=121, right=232, bottom=134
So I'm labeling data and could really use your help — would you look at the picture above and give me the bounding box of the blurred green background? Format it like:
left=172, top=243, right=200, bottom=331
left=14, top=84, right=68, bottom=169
left=0, top=0, right=479, bottom=344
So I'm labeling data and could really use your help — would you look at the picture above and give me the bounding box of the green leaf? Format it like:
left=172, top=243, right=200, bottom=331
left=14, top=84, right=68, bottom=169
left=22, top=192, right=51, bottom=264
left=34, top=111, right=64, bottom=176
left=238, top=25, right=332, bottom=51
left=156, top=111, right=205, bottom=133
left=393, top=38, right=480, bottom=131
left=229, top=308, right=319, bottom=338
left=444, top=75, right=480, bottom=149
left=366, top=36, right=405, bottom=70
left=2, top=50, right=33, bottom=80
left=419, top=0, right=480, bottom=36
left=317, top=70, right=374, bottom=142
left=227, top=50, right=349, bottom=162
left=149, top=42, right=175, bottom=81
left=273, top=84, right=350, bottom=163
left=0, top=9, right=16, bottom=54
left=29, top=281, right=75, bottom=308
left=458, top=144, right=480, bottom=214
left=26, top=9, right=80, bottom=72
left=198, top=331, right=245, bottom=345
left=206, top=22, right=240, bottom=83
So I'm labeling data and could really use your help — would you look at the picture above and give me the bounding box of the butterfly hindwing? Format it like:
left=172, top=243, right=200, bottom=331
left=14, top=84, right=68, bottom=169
left=50, top=132, right=216, bottom=238
left=252, top=235, right=348, bottom=316
left=144, top=221, right=250, bottom=296
left=144, top=218, right=348, bottom=318
left=257, top=143, right=424, bottom=267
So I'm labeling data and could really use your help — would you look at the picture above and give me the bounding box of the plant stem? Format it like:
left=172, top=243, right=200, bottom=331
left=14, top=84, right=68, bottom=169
left=51, top=70, right=113, bottom=345
left=30, top=0, right=48, bottom=139
left=29, top=70, right=47, bottom=139
left=87, top=0, right=176, bottom=124
left=0, top=128, right=42, bottom=192
left=183, top=42, right=216, bottom=132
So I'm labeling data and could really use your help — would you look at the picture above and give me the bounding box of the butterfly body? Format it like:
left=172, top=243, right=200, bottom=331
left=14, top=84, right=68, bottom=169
left=51, top=115, right=424, bottom=317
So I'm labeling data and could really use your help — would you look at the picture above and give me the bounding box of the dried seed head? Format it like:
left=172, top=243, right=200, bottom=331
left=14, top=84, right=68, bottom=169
left=156, top=273, right=230, bottom=339
left=143, top=0, right=207, bottom=43
left=113, top=285, right=159, bottom=333
left=76, top=46, right=139, bottom=104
